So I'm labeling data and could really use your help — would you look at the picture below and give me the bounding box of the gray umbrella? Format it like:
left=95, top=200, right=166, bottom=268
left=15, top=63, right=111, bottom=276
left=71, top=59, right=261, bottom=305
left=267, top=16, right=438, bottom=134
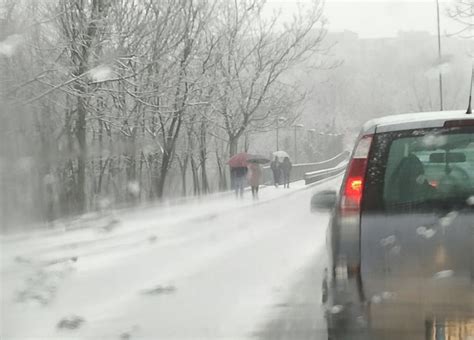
left=272, top=150, right=290, bottom=161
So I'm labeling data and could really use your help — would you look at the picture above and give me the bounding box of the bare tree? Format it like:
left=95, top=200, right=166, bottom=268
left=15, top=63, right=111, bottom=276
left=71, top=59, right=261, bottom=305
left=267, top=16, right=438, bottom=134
left=211, top=0, right=327, bottom=156
left=0, top=0, right=332, bottom=230
left=55, top=0, right=111, bottom=212
left=447, top=0, right=474, bottom=39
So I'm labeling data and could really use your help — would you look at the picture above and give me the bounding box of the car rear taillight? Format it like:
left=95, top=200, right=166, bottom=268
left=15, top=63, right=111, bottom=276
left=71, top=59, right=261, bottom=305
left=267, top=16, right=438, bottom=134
left=336, top=134, right=373, bottom=279
left=340, top=135, right=372, bottom=214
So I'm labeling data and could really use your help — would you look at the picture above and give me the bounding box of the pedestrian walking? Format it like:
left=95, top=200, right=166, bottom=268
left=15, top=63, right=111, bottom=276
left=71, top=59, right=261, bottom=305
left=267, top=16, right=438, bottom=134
left=270, top=157, right=281, bottom=188
left=230, top=166, right=247, bottom=198
left=247, top=162, right=262, bottom=199
left=281, top=157, right=292, bottom=188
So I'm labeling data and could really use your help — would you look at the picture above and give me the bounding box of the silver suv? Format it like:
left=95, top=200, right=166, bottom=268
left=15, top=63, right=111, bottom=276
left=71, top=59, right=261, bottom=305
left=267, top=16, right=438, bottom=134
left=312, top=110, right=474, bottom=340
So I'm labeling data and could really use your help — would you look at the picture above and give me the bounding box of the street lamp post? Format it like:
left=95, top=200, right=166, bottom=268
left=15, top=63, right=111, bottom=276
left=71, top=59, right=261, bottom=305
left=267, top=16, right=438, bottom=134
left=293, top=124, right=304, bottom=163
left=308, top=128, right=317, bottom=160
left=276, top=116, right=286, bottom=150
left=276, top=124, right=279, bottom=150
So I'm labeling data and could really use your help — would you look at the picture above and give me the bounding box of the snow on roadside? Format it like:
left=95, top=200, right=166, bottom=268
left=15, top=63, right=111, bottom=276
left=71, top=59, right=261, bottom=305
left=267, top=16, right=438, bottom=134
left=1, top=180, right=310, bottom=266
left=1, top=177, right=341, bottom=340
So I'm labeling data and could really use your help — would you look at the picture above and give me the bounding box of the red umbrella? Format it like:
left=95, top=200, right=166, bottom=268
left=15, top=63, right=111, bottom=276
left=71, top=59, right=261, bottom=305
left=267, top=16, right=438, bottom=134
left=227, top=152, right=248, bottom=168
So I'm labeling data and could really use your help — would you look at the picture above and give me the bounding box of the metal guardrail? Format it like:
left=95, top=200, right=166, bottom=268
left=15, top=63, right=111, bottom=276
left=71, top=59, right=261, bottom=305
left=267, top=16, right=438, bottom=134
left=261, top=151, right=350, bottom=185
left=304, top=161, right=348, bottom=185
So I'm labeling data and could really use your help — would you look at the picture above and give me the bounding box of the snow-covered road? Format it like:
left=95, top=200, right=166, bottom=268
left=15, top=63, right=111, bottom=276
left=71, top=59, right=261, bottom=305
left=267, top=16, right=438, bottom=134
left=1, top=177, right=341, bottom=340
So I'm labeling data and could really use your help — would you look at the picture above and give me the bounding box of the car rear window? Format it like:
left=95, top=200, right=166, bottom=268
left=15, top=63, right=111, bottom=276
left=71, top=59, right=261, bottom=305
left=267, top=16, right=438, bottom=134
left=363, top=127, right=474, bottom=212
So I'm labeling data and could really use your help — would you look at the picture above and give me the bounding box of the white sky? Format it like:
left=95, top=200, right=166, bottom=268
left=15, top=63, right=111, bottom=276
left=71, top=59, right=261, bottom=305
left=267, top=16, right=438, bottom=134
left=266, top=0, right=463, bottom=38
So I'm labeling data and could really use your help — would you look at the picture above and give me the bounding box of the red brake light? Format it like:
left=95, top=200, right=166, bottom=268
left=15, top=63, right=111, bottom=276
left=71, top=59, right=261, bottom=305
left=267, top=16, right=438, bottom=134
left=340, top=135, right=372, bottom=214
left=335, top=134, right=372, bottom=279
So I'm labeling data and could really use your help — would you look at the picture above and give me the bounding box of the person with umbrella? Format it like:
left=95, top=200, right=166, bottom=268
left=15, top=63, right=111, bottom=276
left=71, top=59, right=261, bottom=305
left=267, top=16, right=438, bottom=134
left=228, top=152, right=248, bottom=198
left=271, top=151, right=289, bottom=188
left=270, top=156, right=281, bottom=188
left=246, top=154, right=268, bottom=200
left=231, top=167, right=247, bottom=198
left=281, top=156, right=292, bottom=188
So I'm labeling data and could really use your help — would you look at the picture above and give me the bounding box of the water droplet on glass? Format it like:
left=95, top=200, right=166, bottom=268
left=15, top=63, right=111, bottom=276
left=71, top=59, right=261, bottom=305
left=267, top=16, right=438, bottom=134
left=433, top=269, right=454, bottom=280
left=382, top=291, right=396, bottom=300
left=330, top=305, right=344, bottom=314
left=423, top=229, right=436, bottom=239
left=389, top=245, right=401, bottom=256
left=127, top=181, right=140, bottom=196
left=371, top=295, right=382, bottom=304
left=439, top=216, right=451, bottom=227
left=416, top=226, right=427, bottom=235
left=466, top=196, right=474, bottom=206
left=446, top=211, right=458, bottom=220
left=380, top=235, right=396, bottom=247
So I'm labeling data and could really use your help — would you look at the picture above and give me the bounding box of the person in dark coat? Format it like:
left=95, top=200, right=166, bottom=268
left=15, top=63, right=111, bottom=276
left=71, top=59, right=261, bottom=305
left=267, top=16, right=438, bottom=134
left=270, top=157, right=281, bottom=188
left=281, top=157, right=292, bottom=188
left=231, top=166, right=247, bottom=198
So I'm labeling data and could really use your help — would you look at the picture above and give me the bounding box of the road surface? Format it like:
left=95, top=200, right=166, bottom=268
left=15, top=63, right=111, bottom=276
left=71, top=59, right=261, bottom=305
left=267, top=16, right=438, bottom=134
left=1, top=177, right=341, bottom=340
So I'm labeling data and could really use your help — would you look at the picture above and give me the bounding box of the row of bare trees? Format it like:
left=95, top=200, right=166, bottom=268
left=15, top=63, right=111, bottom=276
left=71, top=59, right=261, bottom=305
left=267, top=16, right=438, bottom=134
left=0, top=0, right=328, bottom=230
left=448, top=0, right=473, bottom=39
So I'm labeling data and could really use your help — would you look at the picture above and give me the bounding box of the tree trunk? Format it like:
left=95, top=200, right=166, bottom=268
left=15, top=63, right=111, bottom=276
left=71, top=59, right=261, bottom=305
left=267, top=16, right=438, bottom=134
left=97, top=157, right=109, bottom=194
left=199, top=123, right=209, bottom=194
left=157, top=151, right=170, bottom=198
left=229, top=136, right=239, bottom=157
left=139, top=152, right=145, bottom=202
left=216, top=151, right=228, bottom=191
left=201, top=160, right=209, bottom=194
left=178, top=155, right=189, bottom=196
left=75, top=95, right=87, bottom=213
left=190, top=156, right=200, bottom=196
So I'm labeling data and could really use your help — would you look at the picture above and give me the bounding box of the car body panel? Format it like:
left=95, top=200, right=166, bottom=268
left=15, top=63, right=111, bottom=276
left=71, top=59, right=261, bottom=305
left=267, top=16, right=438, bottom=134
left=324, top=110, right=474, bottom=338
left=360, top=212, right=473, bottom=308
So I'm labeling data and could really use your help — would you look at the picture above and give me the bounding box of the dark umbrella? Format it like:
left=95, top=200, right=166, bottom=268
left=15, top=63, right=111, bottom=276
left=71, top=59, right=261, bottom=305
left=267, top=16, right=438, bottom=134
left=227, top=152, right=249, bottom=168
left=247, top=154, right=271, bottom=164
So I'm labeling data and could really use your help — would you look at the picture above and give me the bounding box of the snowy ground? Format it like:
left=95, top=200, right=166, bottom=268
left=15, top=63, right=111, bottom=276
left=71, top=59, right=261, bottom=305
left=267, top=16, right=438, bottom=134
left=1, top=177, right=342, bottom=340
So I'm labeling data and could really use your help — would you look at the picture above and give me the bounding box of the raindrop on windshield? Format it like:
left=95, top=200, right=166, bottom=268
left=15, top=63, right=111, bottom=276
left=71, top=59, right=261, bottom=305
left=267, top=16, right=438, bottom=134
left=381, top=291, right=396, bottom=300
left=466, top=196, right=474, bottom=206
left=380, top=235, right=396, bottom=247
left=433, top=269, right=454, bottom=280
left=371, top=295, right=382, bottom=304
left=127, top=181, right=140, bottom=197
left=330, top=305, right=344, bottom=314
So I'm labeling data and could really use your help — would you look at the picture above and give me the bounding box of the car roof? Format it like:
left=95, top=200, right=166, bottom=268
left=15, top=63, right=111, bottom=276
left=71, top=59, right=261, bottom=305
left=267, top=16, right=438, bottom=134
left=362, top=110, right=474, bottom=134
